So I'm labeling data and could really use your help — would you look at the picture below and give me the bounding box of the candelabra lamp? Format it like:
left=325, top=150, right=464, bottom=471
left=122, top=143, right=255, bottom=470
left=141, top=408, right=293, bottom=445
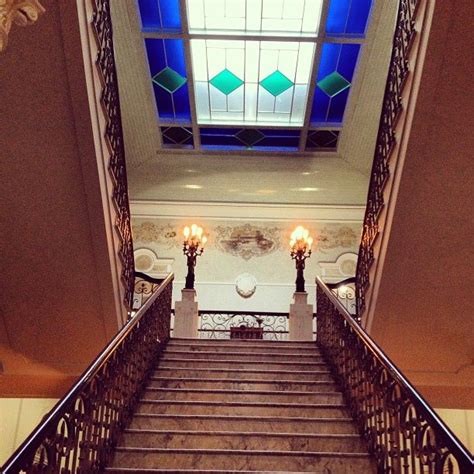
left=290, top=226, right=313, bottom=293
left=183, top=224, right=207, bottom=290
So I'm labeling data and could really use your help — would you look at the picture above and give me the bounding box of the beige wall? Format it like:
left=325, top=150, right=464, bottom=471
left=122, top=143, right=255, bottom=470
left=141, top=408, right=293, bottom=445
left=0, top=398, right=57, bottom=465
left=435, top=409, right=474, bottom=454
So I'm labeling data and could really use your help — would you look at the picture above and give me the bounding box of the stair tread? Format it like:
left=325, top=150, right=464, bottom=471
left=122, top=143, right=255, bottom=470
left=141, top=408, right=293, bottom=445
left=106, top=470, right=339, bottom=473
left=145, top=388, right=341, bottom=396
left=123, top=429, right=359, bottom=439
left=156, top=367, right=329, bottom=374
left=150, top=376, right=333, bottom=385
left=139, top=399, right=345, bottom=408
left=114, top=447, right=370, bottom=457
left=164, top=349, right=321, bottom=355
left=133, top=413, right=354, bottom=422
left=160, top=357, right=325, bottom=366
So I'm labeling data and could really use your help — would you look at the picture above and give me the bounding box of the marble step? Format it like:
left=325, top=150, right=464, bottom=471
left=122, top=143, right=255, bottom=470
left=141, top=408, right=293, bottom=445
left=148, top=377, right=338, bottom=392
left=165, top=343, right=322, bottom=355
left=142, top=387, right=343, bottom=404
left=154, top=367, right=333, bottom=381
left=106, top=470, right=347, bottom=474
left=137, top=399, right=348, bottom=418
left=157, top=357, right=326, bottom=371
left=109, top=448, right=375, bottom=473
left=168, top=339, right=318, bottom=350
left=129, top=414, right=358, bottom=434
left=120, top=429, right=365, bottom=452
left=162, top=349, right=324, bottom=362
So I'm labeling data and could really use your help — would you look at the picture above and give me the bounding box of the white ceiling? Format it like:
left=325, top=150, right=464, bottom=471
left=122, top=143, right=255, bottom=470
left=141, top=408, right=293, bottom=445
left=111, top=0, right=397, bottom=208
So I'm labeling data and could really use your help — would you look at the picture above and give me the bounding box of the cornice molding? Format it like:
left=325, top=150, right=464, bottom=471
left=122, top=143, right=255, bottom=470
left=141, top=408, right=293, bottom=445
left=130, top=200, right=365, bottom=223
left=0, top=0, right=44, bottom=52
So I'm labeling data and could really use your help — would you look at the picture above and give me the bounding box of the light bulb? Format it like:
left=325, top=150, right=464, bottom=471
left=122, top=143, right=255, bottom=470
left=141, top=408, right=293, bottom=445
left=201, top=235, right=207, bottom=246
left=183, top=226, right=190, bottom=239
left=308, top=237, right=313, bottom=248
left=191, top=224, right=197, bottom=236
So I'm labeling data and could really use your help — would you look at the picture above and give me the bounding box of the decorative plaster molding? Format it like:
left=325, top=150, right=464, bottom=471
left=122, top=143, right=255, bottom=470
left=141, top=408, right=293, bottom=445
left=130, top=200, right=366, bottom=223
left=235, top=273, right=257, bottom=299
left=319, top=252, right=358, bottom=283
left=0, top=0, right=45, bottom=52
left=134, top=248, right=173, bottom=278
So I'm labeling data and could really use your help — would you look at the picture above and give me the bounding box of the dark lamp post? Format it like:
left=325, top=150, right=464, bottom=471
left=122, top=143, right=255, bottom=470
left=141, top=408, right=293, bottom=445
left=183, top=224, right=207, bottom=290
left=290, top=226, right=313, bottom=293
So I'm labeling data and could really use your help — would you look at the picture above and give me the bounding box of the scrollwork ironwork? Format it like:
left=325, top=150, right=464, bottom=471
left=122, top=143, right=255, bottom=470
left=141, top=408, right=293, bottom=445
left=355, top=0, right=419, bottom=317
left=316, top=278, right=473, bottom=473
left=199, top=311, right=289, bottom=340
left=1, top=275, right=174, bottom=473
left=91, top=0, right=134, bottom=308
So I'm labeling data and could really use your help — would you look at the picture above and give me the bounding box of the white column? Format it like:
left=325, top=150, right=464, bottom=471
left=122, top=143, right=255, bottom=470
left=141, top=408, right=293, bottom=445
left=289, top=291, right=314, bottom=341
left=173, top=289, right=199, bottom=338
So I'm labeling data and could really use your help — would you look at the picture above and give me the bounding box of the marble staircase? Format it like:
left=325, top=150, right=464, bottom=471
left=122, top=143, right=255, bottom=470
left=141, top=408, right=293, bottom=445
left=106, top=338, right=376, bottom=473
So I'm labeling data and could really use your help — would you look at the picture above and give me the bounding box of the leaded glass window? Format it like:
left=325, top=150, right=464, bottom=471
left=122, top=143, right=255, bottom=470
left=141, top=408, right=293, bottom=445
left=138, top=0, right=373, bottom=153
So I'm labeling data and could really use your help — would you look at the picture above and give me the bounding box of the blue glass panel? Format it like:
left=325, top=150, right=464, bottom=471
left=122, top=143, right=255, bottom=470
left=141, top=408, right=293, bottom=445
left=200, top=128, right=300, bottom=151
left=145, top=38, right=191, bottom=121
left=161, top=126, right=194, bottom=148
left=311, top=43, right=361, bottom=124
left=325, top=0, right=372, bottom=37
left=138, top=0, right=181, bottom=30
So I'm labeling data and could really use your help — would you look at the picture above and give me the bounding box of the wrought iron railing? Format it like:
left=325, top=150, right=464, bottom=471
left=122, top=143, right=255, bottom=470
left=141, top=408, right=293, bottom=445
left=92, top=0, right=134, bottom=307
left=198, top=310, right=289, bottom=340
left=316, top=277, right=473, bottom=473
left=132, top=271, right=163, bottom=310
left=355, top=0, right=420, bottom=317
left=1, top=274, right=174, bottom=473
left=327, top=277, right=357, bottom=320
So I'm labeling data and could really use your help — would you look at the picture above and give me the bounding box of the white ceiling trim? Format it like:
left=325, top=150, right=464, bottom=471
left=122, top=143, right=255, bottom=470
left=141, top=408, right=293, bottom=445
left=131, top=200, right=365, bottom=222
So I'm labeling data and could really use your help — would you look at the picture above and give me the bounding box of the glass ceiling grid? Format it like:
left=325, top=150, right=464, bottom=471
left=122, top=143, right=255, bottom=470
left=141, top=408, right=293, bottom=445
left=139, top=0, right=373, bottom=153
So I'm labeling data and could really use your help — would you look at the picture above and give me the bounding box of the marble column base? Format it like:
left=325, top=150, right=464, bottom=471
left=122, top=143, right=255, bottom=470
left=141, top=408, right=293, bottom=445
left=173, top=289, right=198, bottom=338
left=288, top=291, right=314, bottom=341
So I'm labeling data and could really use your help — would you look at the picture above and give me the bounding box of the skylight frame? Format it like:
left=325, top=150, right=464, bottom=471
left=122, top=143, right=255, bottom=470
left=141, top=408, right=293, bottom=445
left=139, top=0, right=372, bottom=154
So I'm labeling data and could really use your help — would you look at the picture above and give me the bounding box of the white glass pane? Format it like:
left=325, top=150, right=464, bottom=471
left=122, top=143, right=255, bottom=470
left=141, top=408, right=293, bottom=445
left=187, top=0, right=205, bottom=29
left=246, top=0, right=262, bottom=31
left=203, top=0, right=225, bottom=22
left=227, top=87, right=244, bottom=112
left=295, top=43, right=315, bottom=83
left=210, top=87, right=227, bottom=112
left=302, top=0, right=323, bottom=33
left=191, top=40, right=208, bottom=81
left=283, top=0, right=304, bottom=19
left=207, top=47, right=225, bottom=77
left=194, top=81, right=210, bottom=120
left=262, top=19, right=302, bottom=32
left=245, top=41, right=259, bottom=83
left=225, top=0, right=245, bottom=18
left=275, top=87, right=293, bottom=113
left=262, top=0, right=284, bottom=19
left=290, top=84, right=308, bottom=123
left=226, top=46, right=245, bottom=78
left=258, top=87, right=275, bottom=113
left=244, top=83, right=258, bottom=121
left=259, top=49, right=278, bottom=79
left=278, top=50, right=298, bottom=81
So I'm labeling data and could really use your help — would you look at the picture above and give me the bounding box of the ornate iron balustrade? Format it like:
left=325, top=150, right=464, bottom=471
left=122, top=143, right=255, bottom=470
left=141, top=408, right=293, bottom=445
left=327, top=277, right=357, bottom=320
left=132, top=272, right=163, bottom=310
left=198, top=311, right=289, bottom=340
left=92, top=0, right=134, bottom=307
left=1, top=274, right=174, bottom=473
left=316, top=277, right=473, bottom=473
left=355, top=0, right=420, bottom=317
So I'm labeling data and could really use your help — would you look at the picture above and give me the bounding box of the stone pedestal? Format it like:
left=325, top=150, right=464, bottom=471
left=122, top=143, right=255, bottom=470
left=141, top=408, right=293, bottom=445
left=174, top=289, right=199, bottom=338
left=289, top=291, right=314, bottom=341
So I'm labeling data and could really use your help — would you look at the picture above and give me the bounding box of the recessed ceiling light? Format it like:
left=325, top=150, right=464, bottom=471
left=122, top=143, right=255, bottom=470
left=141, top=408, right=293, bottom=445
left=295, top=187, right=320, bottom=192
left=185, top=169, right=197, bottom=173
left=184, top=184, right=202, bottom=189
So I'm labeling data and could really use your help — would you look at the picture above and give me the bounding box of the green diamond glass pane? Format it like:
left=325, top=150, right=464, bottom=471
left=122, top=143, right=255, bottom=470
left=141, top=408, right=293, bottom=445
left=317, top=71, right=351, bottom=98
left=259, top=70, right=294, bottom=97
left=152, top=67, right=187, bottom=93
left=236, top=129, right=265, bottom=147
left=210, top=69, right=244, bottom=95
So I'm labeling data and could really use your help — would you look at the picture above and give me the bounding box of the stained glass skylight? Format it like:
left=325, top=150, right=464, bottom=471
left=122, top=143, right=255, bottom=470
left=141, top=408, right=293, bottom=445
left=138, top=0, right=374, bottom=153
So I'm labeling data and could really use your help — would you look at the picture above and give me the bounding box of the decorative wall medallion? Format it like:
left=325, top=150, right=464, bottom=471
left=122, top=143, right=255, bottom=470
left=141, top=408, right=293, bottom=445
left=235, top=273, right=257, bottom=299
left=132, top=221, right=180, bottom=249
left=0, top=0, right=45, bottom=52
left=134, top=247, right=174, bottom=278
left=319, top=252, right=358, bottom=282
left=215, top=224, right=279, bottom=260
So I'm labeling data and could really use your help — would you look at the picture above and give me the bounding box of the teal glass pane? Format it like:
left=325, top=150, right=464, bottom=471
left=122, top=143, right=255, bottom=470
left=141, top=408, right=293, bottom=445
left=152, top=67, right=187, bottom=93
left=260, top=70, right=294, bottom=97
left=317, top=71, right=351, bottom=97
left=209, top=69, right=244, bottom=95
